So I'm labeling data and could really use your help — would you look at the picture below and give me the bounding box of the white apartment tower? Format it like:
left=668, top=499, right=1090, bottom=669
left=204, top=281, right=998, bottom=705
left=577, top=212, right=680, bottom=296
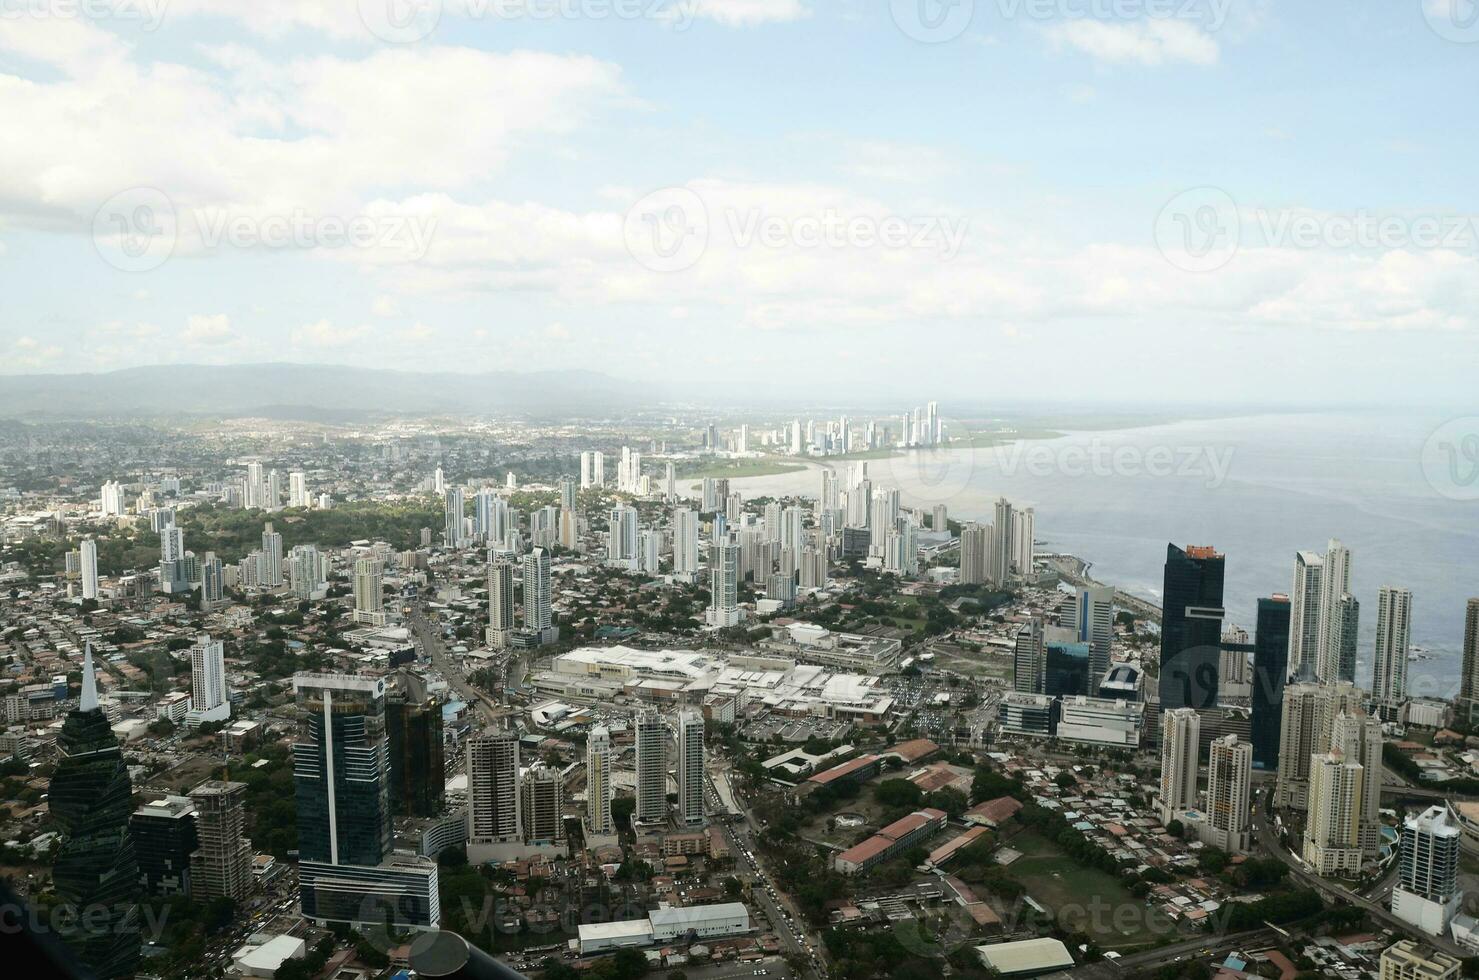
left=1159, top=707, right=1201, bottom=824
left=1373, top=586, right=1413, bottom=708
left=522, top=548, right=552, bottom=634
left=672, top=508, right=700, bottom=581
left=586, top=726, right=613, bottom=835
left=487, top=559, right=514, bottom=649
left=352, top=557, right=386, bottom=626
left=1391, top=804, right=1464, bottom=937
left=190, top=637, right=231, bottom=724
left=1289, top=550, right=1324, bottom=678
left=1303, top=748, right=1365, bottom=877
left=1204, top=735, right=1252, bottom=853
left=80, top=537, right=99, bottom=600
left=705, top=538, right=740, bottom=628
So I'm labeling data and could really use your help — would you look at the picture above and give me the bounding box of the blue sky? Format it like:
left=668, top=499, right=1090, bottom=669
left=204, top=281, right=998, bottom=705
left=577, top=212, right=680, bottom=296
left=2, top=0, right=1477, bottom=405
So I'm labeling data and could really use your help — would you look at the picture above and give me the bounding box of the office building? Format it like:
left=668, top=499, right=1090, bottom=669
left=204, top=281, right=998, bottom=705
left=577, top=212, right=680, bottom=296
left=1158, top=544, right=1225, bottom=711
left=1058, top=584, right=1114, bottom=692
left=467, top=731, right=522, bottom=845
left=1391, top=804, right=1463, bottom=937
left=487, top=558, right=515, bottom=649
left=49, top=645, right=141, bottom=979
left=353, top=557, right=385, bottom=626
left=1158, top=707, right=1201, bottom=824
left=676, top=709, right=705, bottom=827
left=1329, top=592, right=1360, bottom=685
left=1250, top=594, right=1291, bottom=770
left=999, top=692, right=1058, bottom=738
left=587, top=725, right=614, bottom=835
left=635, top=710, right=668, bottom=824
left=201, top=551, right=225, bottom=608
left=522, top=765, right=565, bottom=844
left=189, top=780, right=253, bottom=902
left=1373, top=586, right=1413, bottom=709
left=1013, top=619, right=1045, bottom=694
left=130, top=795, right=198, bottom=897
left=1203, top=735, right=1252, bottom=853
left=386, top=673, right=445, bottom=819
left=189, top=636, right=231, bottom=724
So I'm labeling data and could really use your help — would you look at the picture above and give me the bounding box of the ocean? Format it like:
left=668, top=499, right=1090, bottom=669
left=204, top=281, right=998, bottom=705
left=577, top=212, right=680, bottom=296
left=707, top=411, right=1479, bottom=699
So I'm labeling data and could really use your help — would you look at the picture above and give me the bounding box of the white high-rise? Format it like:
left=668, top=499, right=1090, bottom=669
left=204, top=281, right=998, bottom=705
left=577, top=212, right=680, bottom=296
left=1373, top=586, right=1413, bottom=708
left=353, top=557, right=386, bottom=626
left=607, top=505, right=639, bottom=569
left=1315, top=539, right=1352, bottom=684
left=676, top=709, right=705, bottom=827
left=672, top=508, right=700, bottom=581
left=705, top=538, right=740, bottom=628
left=635, top=710, right=668, bottom=824
left=1303, top=748, right=1365, bottom=877
left=1158, top=707, right=1201, bottom=824
left=100, top=480, right=127, bottom=516
left=80, top=537, right=98, bottom=600
left=260, top=524, right=284, bottom=588
left=1391, top=804, right=1463, bottom=937
left=487, top=559, right=514, bottom=649
left=587, top=725, right=613, bottom=835
left=190, top=637, right=231, bottom=723
left=522, top=548, right=552, bottom=634
left=289, top=471, right=310, bottom=508
left=467, top=731, right=522, bottom=844
left=1204, top=735, right=1252, bottom=853
left=1288, top=550, right=1325, bottom=678
left=444, top=488, right=467, bottom=548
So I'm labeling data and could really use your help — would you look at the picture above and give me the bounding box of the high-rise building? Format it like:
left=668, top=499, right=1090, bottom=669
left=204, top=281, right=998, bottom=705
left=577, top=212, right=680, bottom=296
left=201, top=551, right=225, bottom=608
left=245, top=462, right=265, bottom=509
left=386, top=673, right=445, bottom=819
left=288, top=543, right=326, bottom=600
left=130, top=795, right=198, bottom=897
left=1315, top=539, right=1352, bottom=684
left=1158, top=544, right=1225, bottom=711
left=260, top=523, right=284, bottom=587
left=467, top=731, right=522, bottom=845
left=705, top=538, right=740, bottom=628
left=80, top=536, right=99, bottom=600
left=1391, top=804, right=1463, bottom=937
left=49, top=645, right=140, bottom=979
left=1288, top=550, right=1324, bottom=679
left=587, top=725, right=613, bottom=835
left=1303, top=748, right=1365, bottom=877
left=1274, top=679, right=1364, bottom=810
left=1329, top=592, right=1360, bottom=685
left=932, top=504, right=948, bottom=534
left=676, top=709, right=705, bottom=827
left=672, top=507, right=700, bottom=581
left=1158, top=707, right=1201, bottom=824
left=522, top=547, right=553, bottom=636
left=487, top=558, right=515, bottom=649
left=353, top=557, right=386, bottom=626
left=1251, top=595, right=1291, bottom=770
left=266, top=469, right=284, bottom=511
left=100, top=479, right=128, bottom=516
left=635, top=710, right=667, bottom=823
left=189, top=636, right=230, bottom=724
left=159, top=522, right=191, bottom=594
left=444, top=488, right=467, bottom=548
left=188, top=780, right=253, bottom=902
left=959, top=522, right=991, bottom=585
left=1013, top=619, right=1045, bottom=694
left=1373, top=586, right=1413, bottom=708
left=1462, top=599, right=1479, bottom=718
left=608, top=504, right=639, bottom=569
left=1059, top=585, right=1114, bottom=691
left=1204, top=735, right=1252, bottom=853
left=474, top=489, right=508, bottom=544
left=293, top=673, right=439, bottom=928
left=289, top=470, right=310, bottom=508
left=521, top=766, right=565, bottom=844
left=1331, top=710, right=1384, bottom=856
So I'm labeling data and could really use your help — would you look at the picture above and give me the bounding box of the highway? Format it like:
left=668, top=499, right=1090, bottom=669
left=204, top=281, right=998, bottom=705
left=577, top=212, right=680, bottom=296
left=1069, top=927, right=1279, bottom=976
left=409, top=604, right=504, bottom=724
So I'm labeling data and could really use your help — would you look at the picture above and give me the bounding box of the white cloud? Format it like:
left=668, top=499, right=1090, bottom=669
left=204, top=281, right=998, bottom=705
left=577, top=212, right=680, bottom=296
left=293, top=320, right=371, bottom=349
left=674, top=0, right=810, bottom=26
left=1044, top=19, right=1220, bottom=67
left=181, top=314, right=237, bottom=345
left=844, top=141, right=958, bottom=182
left=400, top=322, right=436, bottom=342
left=545, top=322, right=571, bottom=340
left=371, top=295, right=402, bottom=317
left=9, top=335, right=63, bottom=368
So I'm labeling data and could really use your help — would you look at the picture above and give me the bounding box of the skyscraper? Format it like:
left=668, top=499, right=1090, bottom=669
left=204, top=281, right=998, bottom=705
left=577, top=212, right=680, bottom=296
left=289, top=470, right=310, bottom=508
left=487, top=558, right=514, bottom=649
left=676, top=709, right=705, bottom=827
left=522, top=547, right=553, bottom=636
left=1058, top=584, right=1114, bottom=691
left=1204, top=735, right=1252, bottom=853
left=188, top=780, right=253, bottom=902
left=353, top=557, right=386, bottom=626
left=1373, top=586, right=1413, bottom=709
left=1157, top=544, right=1225, bottom=711
left=1391, top=804, right=1463, bottom=936
left=1288, top=550, right=1324, bottom=679
left=1303, top=748, right=1364, bottom=877
left=1013, top=619, right=1045, bottom=694
left=672, top=507, right=700, bottom=581
left=189, top=636, right=230, bottom=724
left=386, top=672, right=445, bottom=819
left=705, top=538, right=740, bottom=628
left=521, top=766, right=566, bottom=844
left=959, top=522, right=991, bottom=585
left=1331, top=709, right=1384, bottom=856
left=1329, top=592, right=1360, bottom=685
left=1158, top=707, right=1200, bottom=824
left=201, top=551, right=225, bottom=608
left=444, top=487, right=467, bottom=548
left=130, top=795, right=198, bottom=897
left=49, top=645, right=140, bottom=979
left=587, top=726, right=613, bottom=835
left=1251, top=594, right=1291, bottom=770
left=80, top=536, right=99, bottom=600
left=1315, top=539, right=1352, bottom=684
left=607, top=504, right=639, bottom=569
left=260, top=523, right=284, bottom=587
left=636, top=714, right=668, bottom=826
left=1275, top=679, right=1364, bottom=811
left=1462, top=599, right=1479, bottom=717
left=467, top=731, right=522, bottom=845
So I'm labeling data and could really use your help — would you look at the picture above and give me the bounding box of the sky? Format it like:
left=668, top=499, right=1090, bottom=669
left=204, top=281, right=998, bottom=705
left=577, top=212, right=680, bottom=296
left=2, top=0, right=1478, bottom=406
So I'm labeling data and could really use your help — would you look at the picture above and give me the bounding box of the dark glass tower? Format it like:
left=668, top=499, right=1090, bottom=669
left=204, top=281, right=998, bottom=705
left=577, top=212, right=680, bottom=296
left=50, top=647, right=141, bottom=979
left=292, top=673, right=392, bottom=867
left=386, top=672, right=445, bottom=818
left=1157, top=544, right=1226, bottom=711
left=1044, top=638, right=1091, bottom=697
left=1251, top=595, right=1292, bottom=770
left=130, top=795, right=198, bottom=896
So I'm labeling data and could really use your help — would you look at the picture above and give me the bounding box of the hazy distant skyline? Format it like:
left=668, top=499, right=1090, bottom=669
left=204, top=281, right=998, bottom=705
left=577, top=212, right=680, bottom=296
left=4, top=1, right=1477, bottom=405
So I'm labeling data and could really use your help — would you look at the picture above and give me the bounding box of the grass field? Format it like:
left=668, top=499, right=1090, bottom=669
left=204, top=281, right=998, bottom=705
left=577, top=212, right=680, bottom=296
left=680, top=458, right=807, bottom=480
left=1003, top=830, right=1174, bottom=949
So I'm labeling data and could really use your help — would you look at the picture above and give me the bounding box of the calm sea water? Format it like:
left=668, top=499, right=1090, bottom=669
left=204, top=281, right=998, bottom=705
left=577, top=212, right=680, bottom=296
left=716, top=411, right=1479, bottom=698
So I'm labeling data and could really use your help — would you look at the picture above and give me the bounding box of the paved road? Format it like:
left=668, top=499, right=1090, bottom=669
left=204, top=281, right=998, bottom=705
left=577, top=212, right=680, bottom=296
left=409, top=605, right=502, bottom=724
left=1071, top=927, right=1278, bottom=976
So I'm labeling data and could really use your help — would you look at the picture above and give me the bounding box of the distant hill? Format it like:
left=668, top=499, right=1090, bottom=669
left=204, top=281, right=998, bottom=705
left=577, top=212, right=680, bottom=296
left=0, top=363, right=647, bottom=419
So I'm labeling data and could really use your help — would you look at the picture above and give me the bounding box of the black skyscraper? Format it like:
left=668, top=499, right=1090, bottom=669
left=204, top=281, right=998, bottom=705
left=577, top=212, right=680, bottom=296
left=1252, top=594, right=1292, bottom=770
left=1157, top=544, right=1226, bottom=711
